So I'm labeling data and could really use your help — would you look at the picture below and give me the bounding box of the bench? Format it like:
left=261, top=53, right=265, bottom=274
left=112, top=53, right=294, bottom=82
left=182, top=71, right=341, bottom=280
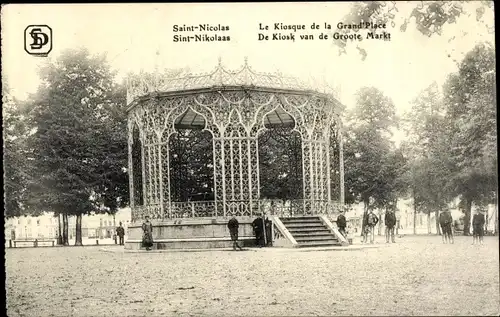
left=11, top=239, right=56, bottom=248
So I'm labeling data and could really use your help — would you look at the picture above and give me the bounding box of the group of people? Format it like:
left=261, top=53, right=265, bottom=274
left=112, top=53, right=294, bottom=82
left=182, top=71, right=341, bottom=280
left=439, top=208, right=486, bottom=245
left=336, top=208, right=397, bottom=244
left=116, top=216, right=154, bottom=250
left=336, top=207, right=488, bottom=245
left=227, top=214, right=270, bottom=251
left=135, top=206, right=488, bottom=250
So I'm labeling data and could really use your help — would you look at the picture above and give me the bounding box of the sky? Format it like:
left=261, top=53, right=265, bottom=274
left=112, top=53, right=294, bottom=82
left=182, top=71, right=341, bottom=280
left=1, top=2, right=495, bottom=123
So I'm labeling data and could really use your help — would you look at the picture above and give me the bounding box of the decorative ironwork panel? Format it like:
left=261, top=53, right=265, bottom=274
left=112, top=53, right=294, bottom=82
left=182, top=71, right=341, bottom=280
left=220, top=120, right=252, bottom=217
left=131, top=125, right=143, bottom=209
left=329, top=124, right=340, bottom=202
left=170, top=201, right=216, bottom=218
left=160, top=139, right=171, bottom=219
left=320, top=141, right=327, bottom=202
left=249, top=139, right=259, bottom=211
left=302, top=140, right=313, bottom=214
left=213, top=138, right=224, bottom=217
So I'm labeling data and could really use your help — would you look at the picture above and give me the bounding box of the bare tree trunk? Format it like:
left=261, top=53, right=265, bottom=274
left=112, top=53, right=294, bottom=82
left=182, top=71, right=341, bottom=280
left=435, top=210, right=441, bottom=235
left=75, top=214, right=83, bottom=246
left=412, top=188, right=418, bottom=235
left=113, top=213, right=117, bottom=244
left=58, top=213, right=62, bottom=245
left=378, top=211, right=383, bottom=235
left=62, top=213, right=69, bottom=246
left=495, top=203, right=499, bottom=236
left=427, top=213, right=431, bottom=234
left=463, top=198, right=472, bottom=236
left=361, top=199, right=369, bottom=237
left=495, top=192, right=498, bottom=236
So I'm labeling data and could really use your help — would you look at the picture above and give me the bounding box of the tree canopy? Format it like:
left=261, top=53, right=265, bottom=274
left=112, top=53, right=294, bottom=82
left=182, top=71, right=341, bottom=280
left=335, top=1, right=494, bottom=59
left=16, top=48, right=130, bottom=244
left=399, top=41, right=496, bottom=234
left=344, top=86, right=402, bottom=212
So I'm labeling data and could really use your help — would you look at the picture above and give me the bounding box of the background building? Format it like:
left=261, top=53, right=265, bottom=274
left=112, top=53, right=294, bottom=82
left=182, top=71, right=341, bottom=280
left=5, top=208, right=132, bottom=244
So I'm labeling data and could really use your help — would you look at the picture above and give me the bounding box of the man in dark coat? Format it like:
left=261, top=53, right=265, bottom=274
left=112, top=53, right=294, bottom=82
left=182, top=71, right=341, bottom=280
left=228, top=216, right=243, bottom=251
left=472, top=210, right=486, bottom=245
left=363, top=209, right=379, bottom=244
left=336, top=211, right=347, bottom=238
left=384, top=210, right=397, bottom=243
left=439, top=210, right=454, bottom=244
left=252, top=214, right=265, bottom=247
left=264, top=217, right=272, bottom=246
left=116, top=222, right=125, bottom=246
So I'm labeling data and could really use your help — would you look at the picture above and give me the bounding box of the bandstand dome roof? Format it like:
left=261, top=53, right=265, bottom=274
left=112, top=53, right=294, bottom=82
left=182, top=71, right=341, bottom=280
left=126, top=58, right=343, bottom=128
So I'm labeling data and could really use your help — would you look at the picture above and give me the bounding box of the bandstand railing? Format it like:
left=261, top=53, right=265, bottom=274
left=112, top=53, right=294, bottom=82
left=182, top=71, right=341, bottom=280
left=261, top=199, right=343, bottom=217
left=131, top=200, right=344, bottom=222
left=171, top=201, right=216, bottom=218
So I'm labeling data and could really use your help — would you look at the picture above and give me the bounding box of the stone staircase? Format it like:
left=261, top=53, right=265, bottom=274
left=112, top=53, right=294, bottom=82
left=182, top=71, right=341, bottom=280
left=280, top=216, right=341, bottom=247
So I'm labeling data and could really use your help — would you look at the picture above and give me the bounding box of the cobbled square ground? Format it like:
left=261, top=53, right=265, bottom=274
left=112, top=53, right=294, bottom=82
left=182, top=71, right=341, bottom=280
left=5, top=235, right=499, bottom=316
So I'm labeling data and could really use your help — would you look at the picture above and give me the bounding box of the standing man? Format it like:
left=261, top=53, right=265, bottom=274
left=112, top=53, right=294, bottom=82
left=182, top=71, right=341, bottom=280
left=384, top=209, right=397, bottom=243
left=439, top=209, right=454, bottom=244
left=116, top=222, right=125, bottom=246
left=227, top=216, right=243, bottom=251
left=472, top=209, right=486, bottom=245
left=336, top=211, right=347, bottom=238
left=363, top=208, right=379, bottom=244
left=252, top=214, right=264, bottom=247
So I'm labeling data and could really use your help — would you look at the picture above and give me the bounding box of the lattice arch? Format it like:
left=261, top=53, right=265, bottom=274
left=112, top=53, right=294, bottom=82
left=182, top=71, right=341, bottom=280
left=127, top=60, right=345, bottom=221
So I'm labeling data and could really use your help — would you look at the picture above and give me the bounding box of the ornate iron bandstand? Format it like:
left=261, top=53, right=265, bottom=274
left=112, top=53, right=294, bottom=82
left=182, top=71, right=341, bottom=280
left=126, top=58, right=345, bottom=228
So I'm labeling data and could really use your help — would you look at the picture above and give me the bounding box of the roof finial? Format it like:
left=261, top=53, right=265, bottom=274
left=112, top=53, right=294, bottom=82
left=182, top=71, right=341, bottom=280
left=218, top=56, right=222, bottom=66
left=244, top=56, right=248, bottom=66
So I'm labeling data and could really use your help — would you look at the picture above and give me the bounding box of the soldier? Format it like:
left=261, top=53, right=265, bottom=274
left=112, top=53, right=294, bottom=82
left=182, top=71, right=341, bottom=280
left=439, top=209, right=454, bottom=244
left=116, top=222, right=125, bottom=246
left=252, top=214, right=265, bottom=247
left=363, top=208, right=379, bottom=244
left=472, top=209, right=485, bottom=245
left=336, top=211, right=347, bottom=238
left=384, top=210, right=397, bottom=243
left=227, top=216, right=243, bottom=251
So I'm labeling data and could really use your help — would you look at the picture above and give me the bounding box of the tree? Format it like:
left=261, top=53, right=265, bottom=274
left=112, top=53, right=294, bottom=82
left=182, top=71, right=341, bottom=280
left=335, top=1, right=494, bottom=59
left=443, top=42, right=497, bottom=235
left=344, top=87, right=400, bottom=234
left=3, top=80, right=31, bottom=218
left=25, top=47, right=128, bottom=246
left=401, top=83, right=453, bottom=235
left=91, top=82, right=129, bottom=227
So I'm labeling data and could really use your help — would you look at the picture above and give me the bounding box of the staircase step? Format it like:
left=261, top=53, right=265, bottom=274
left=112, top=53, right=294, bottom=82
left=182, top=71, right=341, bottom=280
left=293, top=232, right=336, bottom=237
left=280, top=217, right=321, bottom=221
left=295, top=235, right=338, bottom=242
left=282, top=221, right=323, bottom=227
left=287, top=228, right=331, bottom=233
left=285, top=225, right=326, bottom=230
left=281, top=218, right=322, bottom=222
left=296, top=240, right=341, bottom=247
